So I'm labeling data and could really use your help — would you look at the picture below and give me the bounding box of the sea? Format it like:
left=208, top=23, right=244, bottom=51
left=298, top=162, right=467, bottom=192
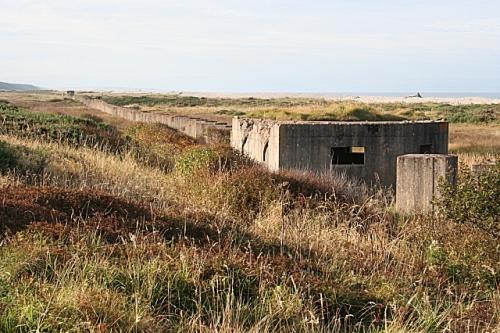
left=321, top=92, right=500, bottom=99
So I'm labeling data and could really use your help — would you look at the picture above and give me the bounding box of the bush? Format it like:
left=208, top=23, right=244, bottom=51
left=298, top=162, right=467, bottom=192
left=436, top=104, right=498, bottom=124
left=125, top=123, right=197, bottom=171
left=437, top=161, right=500, bottom=236
left=175, top=145, right=249, bottom=176
left=212, top=166, right=279, bottom=221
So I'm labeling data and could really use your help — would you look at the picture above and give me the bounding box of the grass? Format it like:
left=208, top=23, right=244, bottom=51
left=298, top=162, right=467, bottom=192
left=125, top=123, right=198, bottom=171
left=0, top=100, right=125, bottom=150
left=98, top=94, right=499, bottom=124
left=449, top=123, right=500, bottom=154
left=100, top=95, right=328, bottom=109
left=0, top=98, right=499, bottom=332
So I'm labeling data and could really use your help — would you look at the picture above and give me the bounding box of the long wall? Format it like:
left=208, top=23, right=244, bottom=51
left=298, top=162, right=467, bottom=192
left=232, top=118, right=449, bottom=188
left=73, top=95, right=231, bottom=143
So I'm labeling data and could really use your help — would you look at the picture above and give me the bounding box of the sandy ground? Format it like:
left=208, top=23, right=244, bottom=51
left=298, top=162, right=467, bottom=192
left=182, top=92, right=500, bottom=105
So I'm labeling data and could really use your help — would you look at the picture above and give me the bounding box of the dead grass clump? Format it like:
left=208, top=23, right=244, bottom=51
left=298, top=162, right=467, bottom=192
left=276, top=169, right=369, bottom=204
left=449, top=123, right=500, bottom=154
left=0, top=185, right=228, bottom=247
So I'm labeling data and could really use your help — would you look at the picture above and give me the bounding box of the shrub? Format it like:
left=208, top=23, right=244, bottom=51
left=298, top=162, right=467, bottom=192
left=175, top=146, right=221, bottom=176
left=175, top=145, right=249, bottom=176
left=444, top=106, right=496, bottom=123
left=211, top=166, right=280, bottom=221
left=125, top=123, right=197, bottom=171
left=437, top=161, right=500, bottom=236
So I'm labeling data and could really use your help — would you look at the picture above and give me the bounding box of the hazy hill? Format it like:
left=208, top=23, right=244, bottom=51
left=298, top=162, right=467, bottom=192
left=0, top=81, right=40, bottom=91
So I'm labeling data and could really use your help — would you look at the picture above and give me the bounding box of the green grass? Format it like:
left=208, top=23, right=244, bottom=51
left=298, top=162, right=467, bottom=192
left=0, top=103, right=499, bottom=332
left=100, top=95, right=326, bottom=108
left=0, top=101, right=125, bottom=149
left=245, top=106, right=406, bottom=121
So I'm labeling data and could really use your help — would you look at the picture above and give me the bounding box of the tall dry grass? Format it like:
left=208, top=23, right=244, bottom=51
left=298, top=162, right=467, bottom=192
left=1, top=131, right=498, bottom=332
left=0, top=100, right=499, bottom=332
left=449, top=124, right=500, bottom=154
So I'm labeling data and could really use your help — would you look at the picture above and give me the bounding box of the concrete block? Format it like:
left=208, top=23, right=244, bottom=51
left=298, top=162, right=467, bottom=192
left=396, top=154, right=458, bottom=213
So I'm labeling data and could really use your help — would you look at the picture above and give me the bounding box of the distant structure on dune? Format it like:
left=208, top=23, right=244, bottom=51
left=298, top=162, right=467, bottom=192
left=405, top=92, right=423, bottom=98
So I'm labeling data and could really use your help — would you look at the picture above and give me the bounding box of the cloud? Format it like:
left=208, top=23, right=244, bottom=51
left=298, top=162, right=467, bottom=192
left=0, top=0, right=499, bottom=91
left=428, top=19, right=500, bottom=36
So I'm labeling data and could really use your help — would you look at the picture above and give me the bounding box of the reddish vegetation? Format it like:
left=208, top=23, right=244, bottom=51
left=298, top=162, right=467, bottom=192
left=0, top=186, right=149, bottom=238
left=0, top=186, right=221, bottom=243
left=0, top=186, right=337, bottom=288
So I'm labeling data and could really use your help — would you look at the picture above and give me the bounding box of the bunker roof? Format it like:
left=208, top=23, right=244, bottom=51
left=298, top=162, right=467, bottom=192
left=234, top=117, right=447, bottom=125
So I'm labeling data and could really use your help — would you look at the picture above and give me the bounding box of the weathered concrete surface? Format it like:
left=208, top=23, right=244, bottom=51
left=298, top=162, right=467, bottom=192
left=396, top=154, right=458, bottom=213
left=72, top=95, right=230, bottom=143
left=230, top=118, right=280, bottom=169
left=232, top=118, right=449, bottom=187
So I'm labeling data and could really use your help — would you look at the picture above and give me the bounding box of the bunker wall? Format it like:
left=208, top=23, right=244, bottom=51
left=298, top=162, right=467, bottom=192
left=278, top=122, right=448, bottom=187
left=231, top=118, right=280, bottom=169
left=232, top=118, right=449, bottom=188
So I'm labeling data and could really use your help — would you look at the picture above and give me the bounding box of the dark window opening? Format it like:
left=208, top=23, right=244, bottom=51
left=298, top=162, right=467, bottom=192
left=419, top=144, right=432, bottom=154
left=263, top=142, right=269, bottom=162
left=331, top=146, right=365, bottom=165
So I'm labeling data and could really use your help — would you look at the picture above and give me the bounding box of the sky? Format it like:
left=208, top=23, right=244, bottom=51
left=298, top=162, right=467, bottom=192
left=1, top=0, right=499, bottom=92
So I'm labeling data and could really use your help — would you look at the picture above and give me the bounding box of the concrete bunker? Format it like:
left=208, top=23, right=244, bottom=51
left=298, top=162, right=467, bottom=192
left=231, top=118, right=448, bottom=188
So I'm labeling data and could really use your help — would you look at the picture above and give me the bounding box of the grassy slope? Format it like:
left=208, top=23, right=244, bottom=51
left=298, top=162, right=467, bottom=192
left=0, top=101, right=499, bottom=332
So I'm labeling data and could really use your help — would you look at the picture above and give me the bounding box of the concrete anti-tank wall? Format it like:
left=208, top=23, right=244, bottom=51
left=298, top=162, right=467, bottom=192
left=231, top=118, right=448, bottom=188
left=73, top=95, right=231, bottom=143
